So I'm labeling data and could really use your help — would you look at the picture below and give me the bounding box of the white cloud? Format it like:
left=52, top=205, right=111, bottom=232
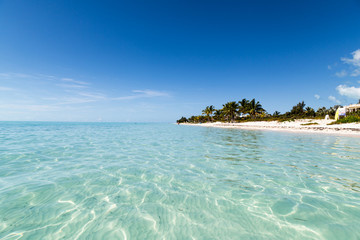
left=0, top=71, right=171, bottom=121
left=0, top=72, right=90, bottom=85
left=0, top=86, right=15, bottom=91
left=57, top=97, right=98, bottom=105
left=328, top=95, right=341, bottom=104
left=351, top=69, right=360, bottom=77
left=341, top=49, right=360, bottom=77
left=58, top=78, right=90, bottom=89
left=335, top=70, right=347, bottom=78
left=0, top=73, right=35, bottom=79
left=336, top=84, right=360, bottom=99
left=314, top=94, right=320, bottom=100
left=61, top=78, right=89, bottom=85
left=113, top=90, right=169, bottom=100
left=341, top=49, right=360, bottom=67
left=0, top=103, right=59, bottom=111
left=57, top=84, right=88, bottom=89
left=76, top=92, right=106, bottom=99
left=133, top=90, right=169, bottom=97
left=37, top=74, right=56, bottom=79
left=49, top=90, right=107, bottom=105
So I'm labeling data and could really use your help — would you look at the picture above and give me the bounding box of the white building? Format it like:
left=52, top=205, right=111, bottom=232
left=335, top=103, right=360, bottom=120
left=346, top=103, right=360, bottom=113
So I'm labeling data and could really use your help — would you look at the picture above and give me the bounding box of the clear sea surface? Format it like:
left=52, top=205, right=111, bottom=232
left=0, top=122, right=360, bottom=240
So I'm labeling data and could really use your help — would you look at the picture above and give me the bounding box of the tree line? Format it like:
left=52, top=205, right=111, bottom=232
left=177, top=99, right=343, bottom=123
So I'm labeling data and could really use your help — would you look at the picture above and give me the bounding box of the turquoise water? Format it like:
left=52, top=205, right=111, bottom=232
left=0, top=122, right=360, bottom=239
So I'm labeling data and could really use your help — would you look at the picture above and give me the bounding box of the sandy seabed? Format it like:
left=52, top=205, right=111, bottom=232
left=181, top=119, right=360, bottom=137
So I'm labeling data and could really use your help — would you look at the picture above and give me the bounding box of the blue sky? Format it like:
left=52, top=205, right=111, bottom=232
left=1, top=0, right=360, bottom=122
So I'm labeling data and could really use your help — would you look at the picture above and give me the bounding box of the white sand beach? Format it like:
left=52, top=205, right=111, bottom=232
left=182, top=119, right=360, bottom=136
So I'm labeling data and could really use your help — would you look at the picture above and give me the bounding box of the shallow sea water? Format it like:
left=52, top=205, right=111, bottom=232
left=0, top=122, right=360, bottom=239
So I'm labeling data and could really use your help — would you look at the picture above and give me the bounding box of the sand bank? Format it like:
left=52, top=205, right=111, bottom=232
left=181, top=119, right=360, bottom=136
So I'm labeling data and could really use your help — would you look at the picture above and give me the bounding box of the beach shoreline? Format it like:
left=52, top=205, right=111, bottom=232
left=180, top=119, right=360, bottom=136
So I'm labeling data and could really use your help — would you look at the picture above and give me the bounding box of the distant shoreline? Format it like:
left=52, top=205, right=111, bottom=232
left=180, top=119, right=360, bottom=137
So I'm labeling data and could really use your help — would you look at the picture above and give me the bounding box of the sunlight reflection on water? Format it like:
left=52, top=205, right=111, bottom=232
left=0, top=122, right=360, bottom=239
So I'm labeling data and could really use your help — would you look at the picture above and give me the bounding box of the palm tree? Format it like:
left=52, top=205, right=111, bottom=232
left=238, top=98, right=250, bottom=115
left=202, top=106, right=210, bottom=121
left=202, top=105, right=215, bottom=122
left=316, top=107, right=327, bottom=117
left=213, top=109, right=223, bottom=121
left=177, top=117, right=188, bottom=124
left=222, top=101, right=239, bottom=122
left=248, top=99, right=264, bottom=118
left=305, top=107, right=315, bottom=117
left=290, top=101, right=306, bottom=115
left=273, top=111, right=281, bottom=117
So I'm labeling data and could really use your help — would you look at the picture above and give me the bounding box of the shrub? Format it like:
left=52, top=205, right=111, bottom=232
left=331, top=115, right=360, bottom=124
left=301, top=122, right=319, bottom=126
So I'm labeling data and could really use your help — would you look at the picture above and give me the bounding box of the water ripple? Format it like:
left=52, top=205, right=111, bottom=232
left=0, top=122, right=360, bottom=239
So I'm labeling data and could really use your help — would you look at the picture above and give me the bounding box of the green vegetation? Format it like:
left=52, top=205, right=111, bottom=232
left=202, top=105, right=215, bottom=122
left=336, top=115, right=360, bottom=123
left=301, top=122, right=319, bottom=126
left=177, top=99, right=345, bottom=123
left=222, top=101, right=239, bottom=123
left=329, top=112, right=360, bottom=125
left=176, top=117, right=189, bottom=124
